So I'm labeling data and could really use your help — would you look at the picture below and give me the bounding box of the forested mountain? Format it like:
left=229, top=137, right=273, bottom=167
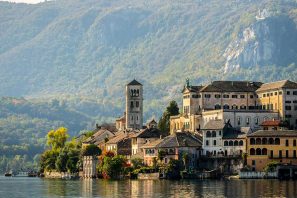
left=1, top=0, right=297, bottom=172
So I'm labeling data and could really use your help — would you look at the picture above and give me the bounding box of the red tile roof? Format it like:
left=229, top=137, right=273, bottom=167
left=260, top=120, right=281, bottom=126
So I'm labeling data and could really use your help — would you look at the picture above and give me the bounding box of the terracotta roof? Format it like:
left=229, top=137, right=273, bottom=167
left=247, top=130, right=297, bottom=137
left=202, top=120, right=225, bottom=130
left=141, top=139, right=164, bottom=148
left=200, top=81, right=262, bottom=92
left=106, top=131, right=135, bottom=144
left=157, top=132, right=202, bottom=148
left=260, top=120, right=281, bottom=126
left=82, top=129, right=115, bottom=145
left=132, top=128, right=167, bottom=139
left=127, top=79, right=142, bottom=86
left=257, top=80, right=297, bottom=92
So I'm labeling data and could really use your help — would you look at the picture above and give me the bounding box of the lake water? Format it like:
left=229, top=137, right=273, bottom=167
left=0, top=177, right=297, bottom=198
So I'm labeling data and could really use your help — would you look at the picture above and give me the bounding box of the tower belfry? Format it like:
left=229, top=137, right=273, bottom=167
left=125, top=79, right=143, bottom=129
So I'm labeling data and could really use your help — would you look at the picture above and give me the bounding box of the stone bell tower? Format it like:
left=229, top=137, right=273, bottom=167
left=126, top=79, right=143, bottom=129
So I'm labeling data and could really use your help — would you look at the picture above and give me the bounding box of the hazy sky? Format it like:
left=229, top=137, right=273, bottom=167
left=0, top=0, right=44, bottom=3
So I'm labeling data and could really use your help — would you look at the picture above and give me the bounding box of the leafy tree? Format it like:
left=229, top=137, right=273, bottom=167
left=131, top=158, right=143, bottom=169
left=81, top=144, right=102, bottom=156
left=40, top=150, right=59, bottom=172
left=46, top=127, right=69, bottom=151
left=102, top=155, right=127, bottom=179
left=55, top=150, right=68, bottom=172
left=264, top=161, right=279, bottom=173
left=158, top=101, right=179, bottom=133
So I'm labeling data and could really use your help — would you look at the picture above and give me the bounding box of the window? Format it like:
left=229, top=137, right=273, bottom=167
left=224, top=141, right=228, bottom=146
left=293, top=91, right=297, bottom=95
left=252, top=160, right=256, bottom=165
left=250, top=138, right=255, bottom=145
left=240, top=95, right=245, bottom=98
left=213, top=140, right=216, bottom=146
left=279, top=150, right=282, bottom=158
left=219, top=131, right=222, bottom=136
left=294, top=150, right=297, bottom=158
left=294, top=140, right=296, bottom=146
left=287, top=91, right=291, bottom=95
left=285, top=114, right=292, bottom=118
left=215, top=94, right=221, bottom=98
left=223, top=95, right=229, bottom=98
left=232, top=105, right=238, bottom=110
left=234, top=141, right=238, bottom=146
left=229, top=141, right=233, bottom=146
left=136, top=101, right=139, bottom=108
left=263, top=94, right=266, bottom=97
left=130, top=101, right=134, bottom=108
left=223, top=104, right=230, bottom=109
left=232, top=95, right=238, bottom=98
left=275, top=138, right=280, bottom=145
left=294, top=100, right=297, bottom=103
left=240, top=105, right=246, bottom=110
left=205, top=94, right=211, bottom=98
left=286, top=150, right=289, bottom=158
left=206, top=140, right=209, bottom=146
left=285, top=101, right=292, bottom=103
left=250, top=95, right=254, bottom=99
left=285, top=106, right=292, bottom=110
left=270, top=93, right=273, bottom=96
left=192, top=94, right=199, bottom=98
left=212, top=131, right=216, bottom=137
left=274, top=92, right=278, bottom=96
left=246, top=117, right=250, bottom=125
left=286, top=140, right=289, bottom=147
left=206, top=131, right=211, bottom=137
left=214, top=104, right=221, bottom=109
left=295, top=106, right=297, bottom=111
left=255, top=117, right=259, bottom=125
left=239, top=140, right=243, bottom=146
left=237, top=117, right=241, bottom=125
left=270, top=150, right=274, bottom=158
left=279, top=91, right=282, bottom=95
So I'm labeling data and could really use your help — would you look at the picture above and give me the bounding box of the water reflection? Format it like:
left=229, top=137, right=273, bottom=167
left=1, top=177, right=297, bottom=198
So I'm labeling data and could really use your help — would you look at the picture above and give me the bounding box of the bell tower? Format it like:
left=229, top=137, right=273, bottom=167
left=126, top=79, right=143, bottom=129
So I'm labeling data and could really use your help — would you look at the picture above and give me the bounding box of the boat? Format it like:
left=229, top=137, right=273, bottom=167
left=4, top=171, right=12, bottom=177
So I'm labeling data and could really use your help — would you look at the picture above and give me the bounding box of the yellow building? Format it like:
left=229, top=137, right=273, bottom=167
left=247, top=130, right=297, bottom=171
left=256, top=80, right=297, bottom=129
left=170, top=80, right=297, bottom=134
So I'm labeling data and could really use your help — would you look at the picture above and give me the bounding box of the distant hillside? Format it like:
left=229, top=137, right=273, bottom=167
left=1, top=0, right=297, bottom=114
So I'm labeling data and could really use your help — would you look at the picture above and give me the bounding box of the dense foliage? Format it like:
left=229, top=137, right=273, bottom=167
left=158, top=101, right=179, bottom=133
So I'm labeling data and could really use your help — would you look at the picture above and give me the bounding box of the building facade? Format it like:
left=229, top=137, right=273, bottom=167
left=247, top=130, right=297, bottom=171
left=126, top=80, right=143, bottom=130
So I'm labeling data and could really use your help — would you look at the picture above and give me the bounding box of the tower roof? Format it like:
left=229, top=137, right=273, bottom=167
left=127, top=79, right=142, bottom=86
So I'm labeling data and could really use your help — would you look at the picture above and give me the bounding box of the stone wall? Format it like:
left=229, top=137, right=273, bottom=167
left=239, top=171, right=277, bottom=179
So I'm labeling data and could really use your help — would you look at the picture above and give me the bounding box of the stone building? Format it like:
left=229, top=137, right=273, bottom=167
left=125, top=79, right=143, bottom=130
left=142, top=132, right=202, bottom=168
left=247, top=130, right=297, bottom=171
left=256, top=80, right=297, bottom=129
left=170, top=79, right=297, bottom=134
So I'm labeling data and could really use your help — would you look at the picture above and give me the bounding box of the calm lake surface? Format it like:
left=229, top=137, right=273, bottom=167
left=1, top=177, right=297, bottom=198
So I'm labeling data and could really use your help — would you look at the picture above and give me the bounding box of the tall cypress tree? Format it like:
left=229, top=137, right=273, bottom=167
left=158, top=101, right=179, bottom=134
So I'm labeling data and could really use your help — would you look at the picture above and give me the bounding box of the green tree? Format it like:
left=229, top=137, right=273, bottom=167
left=55, top=150, right=68, bottom=172
left=81, top=144, right=102, bottom=156
left=46, top=127, right=69, bottom=151
left=102, top=155, right=127, bottom=179
left=158, top=101, right=179, bottom=133
left=131, top=158, right=143, bottom=169
left=157, top=150, right=166, bottom=164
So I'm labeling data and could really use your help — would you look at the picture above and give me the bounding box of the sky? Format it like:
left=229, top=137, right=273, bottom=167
left=0, top=0, right=44, bottom=3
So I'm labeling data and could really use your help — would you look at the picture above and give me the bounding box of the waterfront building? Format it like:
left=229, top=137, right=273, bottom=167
left=247, top=130, right=297, bottom=171
left=131, top=119, right=166, bottom=156
left=170, top=79, right=297, bottom=134
left=201, top=120, right=248, bottom=157
left=142, top=132, right=202, bottom=168
left=256, top=80, right=297, bottom=129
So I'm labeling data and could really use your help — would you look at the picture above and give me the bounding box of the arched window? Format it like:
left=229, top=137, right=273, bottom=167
left=224, top=141, right=228, bottom=146
left=206, top=131, right=211, bottom=137
left=240, top=105, right=246, bottom=110
left=275, top=138, right=280, bottom=145
left=256, top=138, right=261, bottom=145
left=223, top=104, right=230, bottom=109
left=254, top=117, right=259, bottom=125
left=239, top=140, right=243, bottom=146
left=262, top=138, right=267, bottom=145
left=232, top=104, right=238, bottom=110
left=212, top=131, right=216, bottom=137
left=269, top=138, right=274, bottom=145
left=234, top=140, right=238, bottom=146
left=215, top=104, right=221, bottom=109
left=136, top=89, right=139, bottom=96
left=256, top=148, right=261, bottom=155
left=237, top=116, right=241, bottom=125
left=250, top=148, right=255, bottom=155
left=250, top=138, right=255, bottom=145
left=229, top=141, right=233, bottom=146
left=262, top=148, right=267, bottom=155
